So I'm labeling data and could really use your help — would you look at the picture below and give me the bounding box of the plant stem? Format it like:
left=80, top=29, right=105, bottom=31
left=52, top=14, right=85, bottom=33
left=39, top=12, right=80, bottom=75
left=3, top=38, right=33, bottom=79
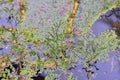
left=64, top=0, right=80, bottom=38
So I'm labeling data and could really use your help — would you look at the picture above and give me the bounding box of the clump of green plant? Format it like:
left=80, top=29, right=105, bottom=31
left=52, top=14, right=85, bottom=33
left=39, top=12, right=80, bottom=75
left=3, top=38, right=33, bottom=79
left=0, top=0, right=75, bottom=79
left=73, top=30, right=119, bottom=80
left=0, top=0, right=120, bottom=80
left=40, top=19, right=120, bottom=80
left=0, top=0, right=41, bottom=80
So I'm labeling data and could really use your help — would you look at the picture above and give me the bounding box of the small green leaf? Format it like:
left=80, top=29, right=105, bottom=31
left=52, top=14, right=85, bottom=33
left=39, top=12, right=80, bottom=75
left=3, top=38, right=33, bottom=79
left=118, top=57, right=120, bottom=61
left=62, top=62, right=69, bottom=70
left=8, top=0, right=13, bottom=4
left=21, top=69, right=28, bottom=75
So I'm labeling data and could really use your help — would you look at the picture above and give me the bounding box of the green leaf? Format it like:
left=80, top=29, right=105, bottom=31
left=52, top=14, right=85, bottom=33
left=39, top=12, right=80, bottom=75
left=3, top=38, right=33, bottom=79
left=8, top=0, right=13, bottom=4
left=21, top=69, right=28, bottom=75
left=37, top=60, right=44, bottom=68
left=62, top=62, right=69, bottom=70
left=29, top=51, right=36, bottom=56
left=118, top=57, right=120, bottom=61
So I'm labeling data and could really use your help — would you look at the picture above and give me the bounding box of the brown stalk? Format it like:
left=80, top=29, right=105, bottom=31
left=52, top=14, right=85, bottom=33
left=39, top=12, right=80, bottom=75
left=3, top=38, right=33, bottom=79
left=64, top=0, right=80, bottom=38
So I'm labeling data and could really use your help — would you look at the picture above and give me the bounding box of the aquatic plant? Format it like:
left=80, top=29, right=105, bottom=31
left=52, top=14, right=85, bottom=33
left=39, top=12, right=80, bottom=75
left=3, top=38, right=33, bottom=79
left=0, top=0, right=120, bottom=80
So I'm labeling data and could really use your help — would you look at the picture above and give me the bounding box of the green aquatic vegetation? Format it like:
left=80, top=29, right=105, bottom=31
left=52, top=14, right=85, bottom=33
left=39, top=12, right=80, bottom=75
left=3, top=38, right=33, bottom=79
left=75, top=0, right=120, bottom=33
left=41, top=20, right=78, bottom=72
left=41, top=21, right=120, bottom=80
left=0, top=0, right=120, bottom=80
left=43, top=21, right=65, bottom=58
left=74, top=30, right=119, bottom=79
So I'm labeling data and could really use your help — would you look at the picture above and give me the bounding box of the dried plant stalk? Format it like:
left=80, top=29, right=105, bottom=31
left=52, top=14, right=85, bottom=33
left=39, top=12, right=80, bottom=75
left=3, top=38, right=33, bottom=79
left=64, top=0, right=80, bottom=38
left=19, top=0, right=26, bottom=21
